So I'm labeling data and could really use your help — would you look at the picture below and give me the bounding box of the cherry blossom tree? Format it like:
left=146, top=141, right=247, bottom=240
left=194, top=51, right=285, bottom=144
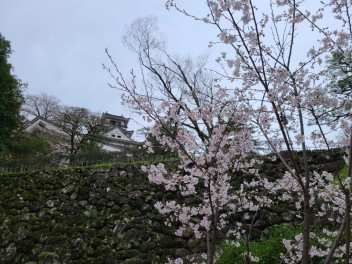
left=163, top=0, right=352, bottom=263
left=104, top=17, right=274, bottom=263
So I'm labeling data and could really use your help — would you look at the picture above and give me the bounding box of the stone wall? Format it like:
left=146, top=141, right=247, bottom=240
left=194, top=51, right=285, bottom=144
left=0, top=148, right=345, bottom=264
left=0, top=165, right=203, bottom=264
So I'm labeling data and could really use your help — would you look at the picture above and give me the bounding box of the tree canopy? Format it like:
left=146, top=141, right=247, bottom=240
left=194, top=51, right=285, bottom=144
left=54, top=106, right=106, bottom=163
left=0, top=33, right=24, bottom=157
left=22, top=93, right=61, bottom=120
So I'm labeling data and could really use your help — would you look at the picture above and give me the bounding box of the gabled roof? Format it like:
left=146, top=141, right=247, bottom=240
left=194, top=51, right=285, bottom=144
left=25, top=116, right=65, bottom=135
left=103, top=127, right=134, bottom=141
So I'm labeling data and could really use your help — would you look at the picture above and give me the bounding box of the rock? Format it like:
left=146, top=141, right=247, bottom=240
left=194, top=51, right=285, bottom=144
left=187, top=239, right=200, bottom=252
left=16, top=226, right=26, bottom=241
left=61, top=185, right=75, bottom=194
left=182, top=226, right=193, bottom=238
left=78, top=200, right=87, bottom=207
left=129, top=190, right=142, bottom=199
left=175, top=248, right=189, bottom=258
left=46, top=200, right=55, bottom=208
left=5, top=243, right=16, bottom=257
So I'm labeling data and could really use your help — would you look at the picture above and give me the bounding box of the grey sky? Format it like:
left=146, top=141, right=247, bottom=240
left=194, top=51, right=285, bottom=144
left=0, top=1, right=338, bottom=144
left=0, top=1, right=216, bottom=137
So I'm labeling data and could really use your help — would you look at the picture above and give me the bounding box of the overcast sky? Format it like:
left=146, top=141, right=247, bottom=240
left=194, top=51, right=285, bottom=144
left=0, top=0, right=218, bottom=138
left=0, top=1, right=339, bottom=143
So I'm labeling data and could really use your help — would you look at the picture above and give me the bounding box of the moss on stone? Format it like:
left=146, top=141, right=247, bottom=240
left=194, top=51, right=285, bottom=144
left=2, top=190, right=14, bottom=199
left=46, top=236, right=68, bottom=245
left=78, top=186, right=90, bottom=196
left=0, top=165, right=205, bottom=263
left=17, top=239, right=34, bottom=254
left=38, top=251, right=59, bottom=259
left=116, top=249, right=140, bottom=260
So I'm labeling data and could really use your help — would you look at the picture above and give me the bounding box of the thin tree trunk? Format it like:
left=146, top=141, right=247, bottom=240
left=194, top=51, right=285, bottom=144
left=345, top=191, right=350, bottom=264
left=207, top=213, right=218, bottom=264
left=345, top=132, right=352, bottom=263
left=298, top=105, right=311, bottom=264
left=207, top=181, right=217, bottom=264
left=302, top=193, right=311, bottom=264
left=324, top=215, right=346, bottom=264
left=245, top=235, right=251, bottom=264
left=206, top=228, right=216, bottom=264
left=206, top=230, right=212, bottom=264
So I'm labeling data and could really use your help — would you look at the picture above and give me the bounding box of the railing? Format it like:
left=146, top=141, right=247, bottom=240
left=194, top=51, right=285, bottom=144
left=0, top=154, right=179, bottom=175
left=1, top=145, right=342, bottom=175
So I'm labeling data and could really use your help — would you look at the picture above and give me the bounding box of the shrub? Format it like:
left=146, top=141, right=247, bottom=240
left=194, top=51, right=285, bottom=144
left=216, top=224, right=300, bottom=264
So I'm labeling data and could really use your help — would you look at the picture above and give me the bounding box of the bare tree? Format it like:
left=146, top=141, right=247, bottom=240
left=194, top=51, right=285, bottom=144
left=22, top=93, right=61, bottom=120
left=55, top=106, right=106, bottom=163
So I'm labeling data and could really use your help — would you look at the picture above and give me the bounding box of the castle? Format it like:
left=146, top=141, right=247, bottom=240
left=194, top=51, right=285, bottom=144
left=25, top=112, right=138, bottom=153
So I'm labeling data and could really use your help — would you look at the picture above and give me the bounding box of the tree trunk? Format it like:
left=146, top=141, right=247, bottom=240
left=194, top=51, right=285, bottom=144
left=245, top=237, right=251, bottom=264
left=345, top=132, right=352, bottom=263
left=302, top=194, right=310, bottom=264
left=206, top=230, right=215, bottom=264
left=345, top=191, right=350, bottom=264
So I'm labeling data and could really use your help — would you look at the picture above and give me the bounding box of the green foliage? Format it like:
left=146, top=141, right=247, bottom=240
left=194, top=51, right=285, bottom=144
left=217, top=224, right=300, bottom=264
left=0, top=33, right=12, bottom=58
left=0, top=132, right=51, bottom=167
left=332, top=163, right=349, bottom=185
left=217, top=223, right=345, bottom=264
left=9, top=132, right=50, bottom=158
left=73, top=141, right=111, bottom=162
left=338, top=163, right=348, bottom=179
left=129, top=127, right=178, bottom=159
left=329, top=50, right=352, bottom=95
left=323, top=49, right=352, bottom=120
left=0, top=33, right=24, bottom=156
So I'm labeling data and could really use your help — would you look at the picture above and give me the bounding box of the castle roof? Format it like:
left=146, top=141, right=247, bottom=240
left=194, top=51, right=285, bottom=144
left=102, top=112, right=130, bottom=123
